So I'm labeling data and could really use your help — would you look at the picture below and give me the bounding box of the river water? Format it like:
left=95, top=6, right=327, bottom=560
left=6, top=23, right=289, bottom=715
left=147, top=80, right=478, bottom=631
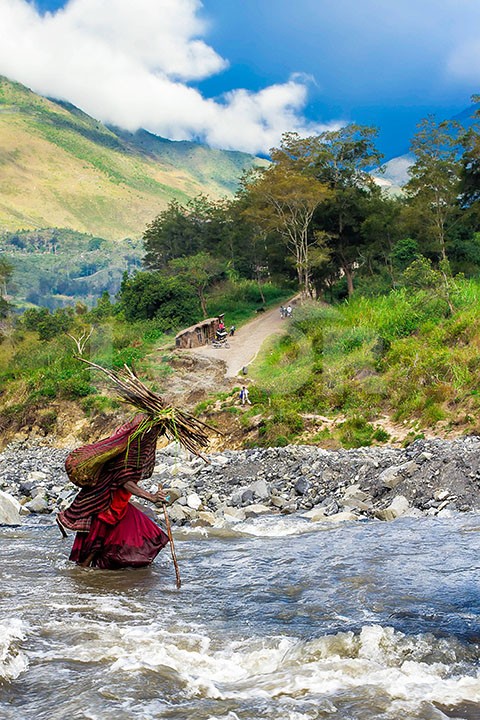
left=1, top=513, right=479, bottom=720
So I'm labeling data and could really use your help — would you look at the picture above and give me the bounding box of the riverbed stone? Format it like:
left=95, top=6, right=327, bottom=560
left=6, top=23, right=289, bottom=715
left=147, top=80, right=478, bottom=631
left=244, top=503, right=271, bottom=518
left=301, top=508, right=327, bottom=522
left=0, top=491, right=22, bottom=525
left=375, top=495, right=410, bottom=521
left=25, top=495, right=49, bottom=513
left=250, top=479, right=270, bottom=500
left=323, top=510, right=359, bottom=523
left=193, top=511, right=217, bottom=527
left=223, top=507, right=246, bottom=522
left=378, top=466, right=404, bottom=489
left=186, top=493, right=202, bottom=510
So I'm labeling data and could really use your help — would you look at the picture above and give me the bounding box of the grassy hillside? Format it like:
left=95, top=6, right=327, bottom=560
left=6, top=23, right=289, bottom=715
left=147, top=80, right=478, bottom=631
left=246, top=279, right=480, bottom=448
left=0, top=77, right=264, bottom=240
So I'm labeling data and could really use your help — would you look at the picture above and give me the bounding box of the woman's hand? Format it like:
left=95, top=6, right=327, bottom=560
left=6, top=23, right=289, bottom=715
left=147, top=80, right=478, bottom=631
left=151, top=487, right=168, bottom=504
left=123, top=480, right=167, bottom=504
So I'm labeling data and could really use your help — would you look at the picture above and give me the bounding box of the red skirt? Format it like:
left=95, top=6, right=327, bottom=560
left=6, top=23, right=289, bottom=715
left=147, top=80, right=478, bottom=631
left=70, top=502, right=169, bottom=569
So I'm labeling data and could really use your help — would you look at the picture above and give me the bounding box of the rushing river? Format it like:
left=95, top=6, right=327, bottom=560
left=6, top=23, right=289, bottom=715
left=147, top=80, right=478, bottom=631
left=1, top=513, right=479, bottom=720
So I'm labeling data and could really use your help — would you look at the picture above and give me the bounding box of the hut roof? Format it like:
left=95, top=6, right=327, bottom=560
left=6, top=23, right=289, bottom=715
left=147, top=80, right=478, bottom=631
left=175, top=317, right=218, bottom=339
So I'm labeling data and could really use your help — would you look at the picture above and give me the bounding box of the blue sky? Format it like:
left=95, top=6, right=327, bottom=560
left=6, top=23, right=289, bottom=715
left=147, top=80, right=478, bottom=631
left=1, top=0, right=479, bottom=158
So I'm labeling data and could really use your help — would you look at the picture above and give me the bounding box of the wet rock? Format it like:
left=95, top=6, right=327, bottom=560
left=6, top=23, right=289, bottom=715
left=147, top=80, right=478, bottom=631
left=323, top=511, right=359, bottom=523
left=301, top=508, right=327, bottom=522
left=223, top=507, right=246, bottom=523
left=25, top=495, right=49, bottom=513
left=244, top=503, right=271, bottom=518
left=0, top=491, right=22, bottom=525
left=186, top=493, right=202, bottom=510
left=375, top=495, right=410, bottom=521
left=193, top=511, right=217, bottom=527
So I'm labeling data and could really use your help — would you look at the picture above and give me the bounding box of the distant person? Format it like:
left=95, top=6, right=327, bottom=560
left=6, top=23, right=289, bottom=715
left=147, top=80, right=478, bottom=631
left=229, top=325, right=236, bottom=336
left=280, top=305, right=285, bottom=318
left=286, top=305, right=292, bottom=317
left=239, top=386, right=251, bottom=405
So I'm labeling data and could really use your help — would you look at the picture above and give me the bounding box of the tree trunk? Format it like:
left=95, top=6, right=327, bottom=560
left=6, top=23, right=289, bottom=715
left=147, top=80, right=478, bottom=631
left=344, top=265, right=354, bottom=297
left=199, top=292, right=208, bottom=318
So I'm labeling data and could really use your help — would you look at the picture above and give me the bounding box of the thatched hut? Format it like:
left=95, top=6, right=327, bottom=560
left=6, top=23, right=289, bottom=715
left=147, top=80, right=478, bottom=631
left=175, top=317, right=221, bottom=349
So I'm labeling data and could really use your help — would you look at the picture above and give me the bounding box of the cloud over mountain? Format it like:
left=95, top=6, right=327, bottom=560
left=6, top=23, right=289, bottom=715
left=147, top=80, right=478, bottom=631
left=0, top=0, right=338, bottom=153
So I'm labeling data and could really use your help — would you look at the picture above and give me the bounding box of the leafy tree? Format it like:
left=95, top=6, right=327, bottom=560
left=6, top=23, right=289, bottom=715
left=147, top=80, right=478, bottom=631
left=0, top=256, right=13, bottom=298
left=241, top=160, right=331, bottom=297
left=459, top=95, right=480, bottom=210
left=22, top=307, right=75, bottom=340
left=405, top=116, right=462, bottom=261
left=168, top=252, right=225, bottom=318
left=143, top=200, right=201, bottom=269
left=269, top=126, right=384, bottom=296
left=117, top=271, right=198, bottom=328
left=143, top=195, right=250, bottom=273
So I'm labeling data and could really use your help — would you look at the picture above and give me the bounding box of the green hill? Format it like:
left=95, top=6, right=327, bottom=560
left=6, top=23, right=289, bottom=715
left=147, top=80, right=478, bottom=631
left=0, top=76, right=264, bottom=240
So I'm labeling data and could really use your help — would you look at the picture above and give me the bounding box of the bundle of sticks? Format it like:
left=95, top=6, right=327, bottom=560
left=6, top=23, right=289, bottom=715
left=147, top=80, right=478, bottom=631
left=77, top=358, right=212, bottom=459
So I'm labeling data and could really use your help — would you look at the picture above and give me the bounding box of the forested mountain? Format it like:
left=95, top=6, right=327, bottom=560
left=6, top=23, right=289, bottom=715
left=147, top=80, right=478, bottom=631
left=0, top=76, right=264, bottom=240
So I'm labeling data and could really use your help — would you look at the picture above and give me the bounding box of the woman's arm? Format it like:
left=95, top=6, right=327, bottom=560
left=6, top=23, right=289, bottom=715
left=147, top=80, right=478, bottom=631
left=123, top=481, right=167, bottom=504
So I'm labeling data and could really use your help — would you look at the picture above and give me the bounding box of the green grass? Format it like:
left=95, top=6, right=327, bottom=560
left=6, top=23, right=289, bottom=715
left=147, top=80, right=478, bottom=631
left=248, top=277, right=480, bottom=446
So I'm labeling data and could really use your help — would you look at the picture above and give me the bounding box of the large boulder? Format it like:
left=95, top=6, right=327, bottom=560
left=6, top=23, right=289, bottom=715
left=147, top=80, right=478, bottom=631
left=0, top=491, right=22, bottom=525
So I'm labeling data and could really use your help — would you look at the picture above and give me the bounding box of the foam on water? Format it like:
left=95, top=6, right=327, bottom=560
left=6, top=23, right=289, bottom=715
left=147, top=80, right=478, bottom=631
left=30, top=617, right=480, bottom=713
left=0, top=619, right=28, bottom=681
left=178, top=514, right=328, bottom=540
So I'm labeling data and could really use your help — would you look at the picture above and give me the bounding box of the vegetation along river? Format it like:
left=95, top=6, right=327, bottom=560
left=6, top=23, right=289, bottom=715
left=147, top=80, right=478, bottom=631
left=1, top=512, right=479, bottom=720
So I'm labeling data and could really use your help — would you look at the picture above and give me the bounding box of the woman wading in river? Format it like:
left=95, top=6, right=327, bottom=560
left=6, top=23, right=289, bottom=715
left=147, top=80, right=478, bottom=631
left=57, top=416, right=169, bottom=569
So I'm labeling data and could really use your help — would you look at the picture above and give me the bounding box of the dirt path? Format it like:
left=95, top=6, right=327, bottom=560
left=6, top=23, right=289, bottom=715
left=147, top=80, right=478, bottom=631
left=186, top=302, right=294, bottom=378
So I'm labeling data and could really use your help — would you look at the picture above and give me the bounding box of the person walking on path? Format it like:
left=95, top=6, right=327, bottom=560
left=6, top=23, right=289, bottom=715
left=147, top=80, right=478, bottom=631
left=239, top=386, right=252, bottom=406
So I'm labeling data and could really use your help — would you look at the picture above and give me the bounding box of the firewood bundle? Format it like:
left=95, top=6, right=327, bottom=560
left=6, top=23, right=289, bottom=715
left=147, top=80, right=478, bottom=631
left=78, top=359, right=211, bottom=459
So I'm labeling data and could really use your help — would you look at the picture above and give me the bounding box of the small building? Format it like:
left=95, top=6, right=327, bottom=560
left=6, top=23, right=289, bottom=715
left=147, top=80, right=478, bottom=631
left=175, top=317, right=221, bottom=349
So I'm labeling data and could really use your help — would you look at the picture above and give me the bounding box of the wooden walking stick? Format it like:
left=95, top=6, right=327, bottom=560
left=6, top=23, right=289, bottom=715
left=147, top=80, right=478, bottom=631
left=162, top=503, right=181, bottom=589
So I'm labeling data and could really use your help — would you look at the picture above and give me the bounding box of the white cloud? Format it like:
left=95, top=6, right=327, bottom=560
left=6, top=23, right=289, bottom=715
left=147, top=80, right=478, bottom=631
left=0, top=0, right=337, bottom=154
left=447, top=40, right=480, bottom=86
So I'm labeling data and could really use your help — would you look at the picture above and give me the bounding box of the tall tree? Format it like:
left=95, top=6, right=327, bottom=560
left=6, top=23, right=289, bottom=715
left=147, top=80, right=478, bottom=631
left=275, top=125, right=384, bottom=296
left=459, top=96, right=480, bottom=219
left=241, top=163, right=330, bottom=298
left=405, top=116, right=462, bottom=262
left=168, top=252, right=224, bottom=318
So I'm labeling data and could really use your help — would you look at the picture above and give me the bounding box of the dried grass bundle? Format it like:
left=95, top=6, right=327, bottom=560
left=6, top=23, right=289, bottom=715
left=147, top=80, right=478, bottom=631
left=77, top=358, right=212, bottom=459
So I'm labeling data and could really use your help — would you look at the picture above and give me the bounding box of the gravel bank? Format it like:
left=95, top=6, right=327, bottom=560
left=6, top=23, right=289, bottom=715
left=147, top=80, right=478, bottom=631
left=1, top=436, right=479, bottom=527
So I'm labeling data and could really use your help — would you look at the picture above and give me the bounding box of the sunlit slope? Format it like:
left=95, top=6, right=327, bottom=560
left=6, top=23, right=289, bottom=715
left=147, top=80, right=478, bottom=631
left=0, top=77, right=262, bottom=239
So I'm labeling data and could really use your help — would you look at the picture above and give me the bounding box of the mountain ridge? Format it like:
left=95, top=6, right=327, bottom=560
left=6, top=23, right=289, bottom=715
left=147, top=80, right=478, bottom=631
left=0, top=76, right=264, bottom=240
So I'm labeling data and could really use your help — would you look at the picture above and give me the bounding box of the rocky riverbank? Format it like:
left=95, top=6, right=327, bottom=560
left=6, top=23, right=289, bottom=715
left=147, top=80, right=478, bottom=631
left=0, top=435, right=479, bottom=527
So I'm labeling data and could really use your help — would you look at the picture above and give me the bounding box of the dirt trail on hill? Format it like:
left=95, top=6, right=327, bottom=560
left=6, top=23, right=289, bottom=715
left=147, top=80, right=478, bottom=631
left=186, top=303, right=292, bottom=378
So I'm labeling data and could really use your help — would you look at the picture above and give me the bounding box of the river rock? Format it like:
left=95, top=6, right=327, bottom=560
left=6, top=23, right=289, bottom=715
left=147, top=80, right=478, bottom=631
left=244, top=503, right=271, bottom=518
left=27, top=471, right=49, bottom=484
left=375, top=495, right=410, bottom=521
left=26, top=496, right=49, bottom=513
left=193, top=511, right=217, bottom=527
left=223, top=507, right=246, bottom=522
left=0, top=491, right=22, bottom=525
left=378, top=466, right=404, bottom=489
left=250, top=479, right=270, bottom=500
left=323, top=510, right=359, bottom=523
left=301, top=508, right=328, bottom=522
left=186, top=493, right=202, bottom=510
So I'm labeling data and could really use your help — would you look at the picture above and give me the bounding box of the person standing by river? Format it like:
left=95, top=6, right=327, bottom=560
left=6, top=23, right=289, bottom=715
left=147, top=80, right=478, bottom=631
left=57, top=415, right=169, bottom=569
